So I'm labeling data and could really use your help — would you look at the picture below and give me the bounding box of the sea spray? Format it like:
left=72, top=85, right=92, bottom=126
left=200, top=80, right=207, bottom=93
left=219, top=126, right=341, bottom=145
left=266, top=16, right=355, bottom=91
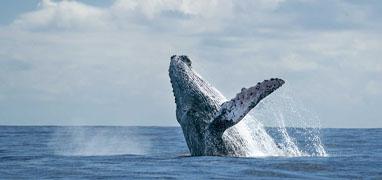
left=49, top=126, right=151, bottom=156
left=260, top=85, right=327, bottom=157
left=223, top=114, right=286, bottom=157
left=223, top=85, right=327, bottom=157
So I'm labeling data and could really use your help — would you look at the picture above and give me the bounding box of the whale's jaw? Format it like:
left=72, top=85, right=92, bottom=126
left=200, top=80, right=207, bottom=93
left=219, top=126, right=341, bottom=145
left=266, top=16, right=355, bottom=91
left=169, top=55, right=285, bottom=156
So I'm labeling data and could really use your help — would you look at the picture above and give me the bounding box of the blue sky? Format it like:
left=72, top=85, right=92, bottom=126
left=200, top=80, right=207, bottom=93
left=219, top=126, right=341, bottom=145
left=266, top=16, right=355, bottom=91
left=0, top=0, right=381, bottom=127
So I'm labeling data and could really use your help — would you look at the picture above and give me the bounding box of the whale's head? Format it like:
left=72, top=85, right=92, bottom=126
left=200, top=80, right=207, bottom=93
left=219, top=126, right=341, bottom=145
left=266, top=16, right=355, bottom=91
left=169, top=55, right=192, bottom=76
left=169, top=55, right=222, bottom=124
left=171, top=55, right=192, bottom=68
left=169, top=55, right=193, bottom=89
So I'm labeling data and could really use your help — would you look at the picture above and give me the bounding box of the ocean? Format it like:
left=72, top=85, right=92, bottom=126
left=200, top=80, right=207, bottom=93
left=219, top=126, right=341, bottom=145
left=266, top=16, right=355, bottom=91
left=0, top=126, right=381, bottom=179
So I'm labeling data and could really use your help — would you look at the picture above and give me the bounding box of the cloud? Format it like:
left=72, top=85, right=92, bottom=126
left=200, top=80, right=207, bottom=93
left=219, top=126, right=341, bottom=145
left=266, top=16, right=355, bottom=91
left=0, top=0, right=381, bottom=127
left=11, top=0, right=108, bottom=30
left=366, top=80, right=382, bottom=96
left=112, top=0, right=233, bottom=18
left=9, top=0, right=288, bottom=33
left=280, top=53, right=319, bottom=71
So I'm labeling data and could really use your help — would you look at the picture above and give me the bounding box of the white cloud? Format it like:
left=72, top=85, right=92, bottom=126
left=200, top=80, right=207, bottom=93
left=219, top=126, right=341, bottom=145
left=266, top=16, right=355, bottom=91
left=1, top=0, right=382, bottom=127
left=280, top=53, right=319, bottom=71
left=366, top=80, right=382, bottom=96
left=12, top=0, right=108, bottom=30
left=112, top=0, right=233, bottom=18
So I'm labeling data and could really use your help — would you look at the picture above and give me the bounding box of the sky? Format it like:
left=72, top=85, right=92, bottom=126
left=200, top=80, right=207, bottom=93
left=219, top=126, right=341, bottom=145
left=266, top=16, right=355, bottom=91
left=0, top=0, right=381, bottom=127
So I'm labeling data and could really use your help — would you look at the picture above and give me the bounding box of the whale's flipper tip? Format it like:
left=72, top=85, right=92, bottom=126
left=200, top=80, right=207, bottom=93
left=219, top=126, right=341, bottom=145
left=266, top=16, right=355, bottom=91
left=210, top=78, right=285, bottom=131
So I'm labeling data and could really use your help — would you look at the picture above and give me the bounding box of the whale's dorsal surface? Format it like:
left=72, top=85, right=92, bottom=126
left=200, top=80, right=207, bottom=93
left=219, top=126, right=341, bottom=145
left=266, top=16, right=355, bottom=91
left=169, top=55, right=284, bottom=156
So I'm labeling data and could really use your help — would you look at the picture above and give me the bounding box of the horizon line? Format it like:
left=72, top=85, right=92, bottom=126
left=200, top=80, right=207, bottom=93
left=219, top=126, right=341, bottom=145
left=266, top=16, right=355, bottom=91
left=0, top=125, right=380, bottom=129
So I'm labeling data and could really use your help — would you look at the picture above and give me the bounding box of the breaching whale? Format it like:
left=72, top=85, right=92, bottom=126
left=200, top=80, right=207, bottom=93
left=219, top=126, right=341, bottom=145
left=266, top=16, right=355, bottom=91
left=169, top=55, right=285, bottom=156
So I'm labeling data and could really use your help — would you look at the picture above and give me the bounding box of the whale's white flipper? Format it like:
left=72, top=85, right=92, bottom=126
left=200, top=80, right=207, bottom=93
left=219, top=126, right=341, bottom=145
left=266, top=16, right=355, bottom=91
left=211, top=78, right=285, bottom=131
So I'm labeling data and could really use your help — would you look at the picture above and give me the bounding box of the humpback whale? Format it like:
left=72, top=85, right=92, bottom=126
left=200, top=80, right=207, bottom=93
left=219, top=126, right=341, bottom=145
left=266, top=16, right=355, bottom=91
left=169, top=55, right=285, bottom=156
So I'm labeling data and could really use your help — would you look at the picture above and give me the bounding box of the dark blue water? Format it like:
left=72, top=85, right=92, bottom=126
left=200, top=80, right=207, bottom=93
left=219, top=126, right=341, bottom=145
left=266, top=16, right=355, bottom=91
left=0, top=126, right=381, bottom=179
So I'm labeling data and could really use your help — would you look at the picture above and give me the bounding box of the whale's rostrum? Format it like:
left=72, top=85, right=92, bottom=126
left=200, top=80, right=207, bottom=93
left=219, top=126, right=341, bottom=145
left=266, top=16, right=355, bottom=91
left=169, top=55, right=285, bottom=156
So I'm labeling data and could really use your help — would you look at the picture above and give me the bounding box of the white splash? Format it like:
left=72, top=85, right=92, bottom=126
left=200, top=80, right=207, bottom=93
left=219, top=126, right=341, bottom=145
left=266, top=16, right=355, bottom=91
left=223, top=85, right=327, bottom=157
left=50, top=127, right=150, bottom=156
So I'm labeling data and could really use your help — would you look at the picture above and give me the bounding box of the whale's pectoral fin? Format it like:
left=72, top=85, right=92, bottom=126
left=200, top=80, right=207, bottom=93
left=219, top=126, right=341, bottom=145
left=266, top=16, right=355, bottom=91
left=210, top=78, right=285, bottom=131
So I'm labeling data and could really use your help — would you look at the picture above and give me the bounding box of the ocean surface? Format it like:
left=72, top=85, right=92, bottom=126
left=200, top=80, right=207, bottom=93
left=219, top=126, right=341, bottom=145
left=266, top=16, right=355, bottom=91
left=0, top=126, right=381, bottom=179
